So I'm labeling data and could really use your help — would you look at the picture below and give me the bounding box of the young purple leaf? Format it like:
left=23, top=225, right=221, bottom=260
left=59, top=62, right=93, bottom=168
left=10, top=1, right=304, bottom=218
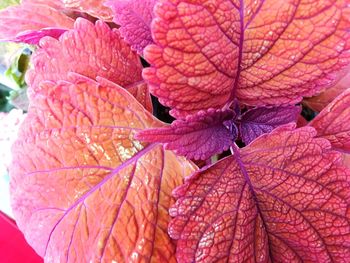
left=239, top=105, right=300, bottom=144
left=106, top=0, right=156, bottom=54
left=136, top=109, right=237, bottom=160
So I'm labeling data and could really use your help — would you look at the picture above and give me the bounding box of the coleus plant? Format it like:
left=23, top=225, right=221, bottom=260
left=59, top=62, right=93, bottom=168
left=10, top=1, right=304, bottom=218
left=1, top=0, right=350, bottom=262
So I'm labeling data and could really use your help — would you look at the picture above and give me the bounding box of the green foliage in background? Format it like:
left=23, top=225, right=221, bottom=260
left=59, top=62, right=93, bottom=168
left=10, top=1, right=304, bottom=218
left=0, top=0, right=20, bottom=10
left=0, top=44, right=31, bottom=112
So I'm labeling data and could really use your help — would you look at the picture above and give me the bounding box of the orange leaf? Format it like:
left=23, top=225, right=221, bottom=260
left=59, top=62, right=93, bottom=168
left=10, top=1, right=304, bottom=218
left=27, top=18, right=152, bottom=112
left=144, top=0, right=350, bottom=118
left=170, top=124, right=350, bottom=262
left=10, top=75, right=196, bottom=262
left=304, top=67, right=350, bottom=112
left=309, top=89, right=350, bottom=152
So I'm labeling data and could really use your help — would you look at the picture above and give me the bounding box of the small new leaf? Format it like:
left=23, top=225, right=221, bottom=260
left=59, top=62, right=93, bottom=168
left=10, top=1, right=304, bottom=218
left=106, top=0, right=156, bottom=54
left=239, top=105, right=300, bottom=144
left=136, top=109, right=237, bottom=160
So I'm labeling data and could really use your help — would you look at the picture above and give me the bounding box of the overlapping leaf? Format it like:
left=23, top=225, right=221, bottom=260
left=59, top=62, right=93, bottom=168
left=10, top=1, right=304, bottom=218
left=304, top=67, right=350, bottom=112
left=62, top=0, right=113, bottom=21
left=309, top=89, right=350, bottom=152
left=144, top=0, right=350, bottom=118
left=106, top=0, right=156, bottom=54
left=169, top=124, right=350, bottom=262
left=0, top=3, right=74, bottom=44
left=239, top=105, right=300, bottom=144
left=10, top=74, right=196, bottom=262
left=136, top=109, right=236, bottom=160
left=27, top=18, right=152, bottom=111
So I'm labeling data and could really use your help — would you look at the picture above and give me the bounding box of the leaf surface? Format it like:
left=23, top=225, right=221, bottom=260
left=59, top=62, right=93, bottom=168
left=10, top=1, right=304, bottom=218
left=136, top=109, right=236, bottom=160
left=27, top=18, right=152, bottom=111
left=0, top=3, right=74, bottom=44
left=309, top=89, right=350, bottom=153
left=10, top=74, right=196, bottom=262
left=62, top=0, right=113, bottom=21
left=21, top=0, right=65, bottom=9
left=106, top=0, right=156, bottom=54
left=239, top=105, right=300, bottom=144
left=304, top=67, right=350, bottom=112
left=144, top=0, right=350, bottom=118
left=169, top=124, right=350, bottom=262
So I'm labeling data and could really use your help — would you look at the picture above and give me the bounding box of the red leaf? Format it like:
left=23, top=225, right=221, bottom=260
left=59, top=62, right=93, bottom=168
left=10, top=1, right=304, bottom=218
left=27, top=18, right=152, bottom=111
left=136, top=109, right=236, bottom=160
left=169, top=124, right=350, bottom=262
left=304, top=67, right=350, bottom=112
left=0, top=3, right=74, bottom=44
left=10, top=74, right=196, bottom=262
left=309, top=89, right=350, bottom=153
left=144, top=0, right=350, bottom=118
left=106, top=0, right=156, bottom=54
left=239, top=105, right=300, bottom=144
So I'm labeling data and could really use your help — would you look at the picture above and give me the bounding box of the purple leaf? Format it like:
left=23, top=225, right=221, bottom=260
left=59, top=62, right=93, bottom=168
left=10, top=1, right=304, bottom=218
left=239, top=105, right=300, bottom=144
left=8, top=28, right=67, bottom=45
left=106, top=0, right=156, bottom=54
left=136, top=108, right=237, bottom=160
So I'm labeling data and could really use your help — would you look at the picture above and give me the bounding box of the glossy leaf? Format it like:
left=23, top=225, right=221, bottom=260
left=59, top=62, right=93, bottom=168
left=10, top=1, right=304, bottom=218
left=169, top=124, right=350, bottom=262
left=304, top=67, right=350, bottom=112
left=10, top=74, right=196, bottom=262
left=144, top=0, right=350, bottom=118
left=136, top=109, right=236, bottom=160
left=309, top=89, right=350, bottom=153
left=123, top=80, right=154, bottom=113
left=62, top=0, right=113, bottom=21
left=27, top=18, right=152, bottom=111
left=239, top=105, right=300, bottom=144
left=0, top=3, right=74, bottom=44
left=106, top=0, right=156, bottom=54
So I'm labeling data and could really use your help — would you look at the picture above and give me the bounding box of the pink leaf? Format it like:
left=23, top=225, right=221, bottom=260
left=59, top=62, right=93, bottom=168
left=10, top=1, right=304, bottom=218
left=106, top=0, right=156, bottom=54
left=63, top=0, right=113, bottom=21
left=309, top=89, right=350, bottom=153
left=136, top=109, right=236, bottom=160
left=0, top=109, right=25, bottom=174
left=21, top=0, right=65, bottom=9
left=0, top=3, right=74, bottom=44
left=239, top=105, right=300, bottom=144
left=10, top=74, right=196, bottom=262
left=304, top=67, right=350, bottom=112
left=27, top=18, right=152, bottom=111
left=144, top=0, right=350, bottom=118
left=169, top=124, right=350, bottom=262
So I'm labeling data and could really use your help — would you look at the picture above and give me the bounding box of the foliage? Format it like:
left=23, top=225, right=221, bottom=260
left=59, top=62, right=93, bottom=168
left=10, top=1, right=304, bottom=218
left=0, top=0, right=350, bottom=262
